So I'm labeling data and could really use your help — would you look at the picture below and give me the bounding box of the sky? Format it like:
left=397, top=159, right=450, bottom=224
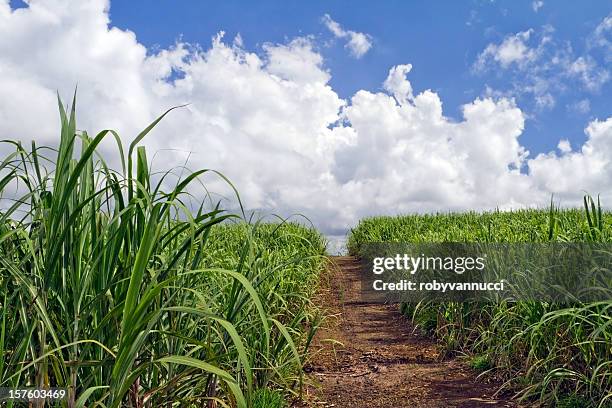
left=1, top=0, right=611, bottom=236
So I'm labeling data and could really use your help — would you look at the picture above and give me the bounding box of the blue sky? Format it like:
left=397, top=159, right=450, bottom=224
left=1, top=0, right=611, bottom=235
left=106, top=0, right=612, bottom=155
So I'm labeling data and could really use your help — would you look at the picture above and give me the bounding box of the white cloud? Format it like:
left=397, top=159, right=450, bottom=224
left=529, top=118, right=612, bottom=198
left=322, top=14, right=372, bottom=58
left=475, top=30, right=537, bottom=69
left=263, top=37, right=329, bottom=84
left=474, top=24, right=610, bottom=112
left=1, top=0, right=612, bottom=235
left=382, top=64, right=413, bottom=103
left=557, top=139, right=571, bottom=153
left=0, top=0, right=346, bottom=217
left=589, top=14, right=612, bottom=59
left=532, top=1, right=544, bottom=12
left=568, top=56, right=610, bottom=91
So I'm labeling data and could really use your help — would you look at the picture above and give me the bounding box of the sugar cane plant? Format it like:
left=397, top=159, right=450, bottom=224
left=348, top=204, right=612, bottom=407
left=0, top=95, right=326, bottom=407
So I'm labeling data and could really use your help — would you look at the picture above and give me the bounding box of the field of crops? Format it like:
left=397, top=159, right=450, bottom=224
left=0, top=100, right=326, bottom=408
left=2, top=96, right=611, bottom=408
left=348, top=206, right=612, bottom=407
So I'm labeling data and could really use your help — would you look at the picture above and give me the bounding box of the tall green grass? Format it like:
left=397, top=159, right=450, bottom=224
left=0, top=96, right=326, bottom=407
left=348, top=202, right=612, bottom=407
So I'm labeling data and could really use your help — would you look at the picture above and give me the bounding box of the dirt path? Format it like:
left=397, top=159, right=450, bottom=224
left=298, top=256, right=515, bottom=408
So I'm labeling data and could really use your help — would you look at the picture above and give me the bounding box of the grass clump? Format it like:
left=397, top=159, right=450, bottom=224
left=0, top=96, right=326, bottom=407
left=469, top=355, right=491, bottom=372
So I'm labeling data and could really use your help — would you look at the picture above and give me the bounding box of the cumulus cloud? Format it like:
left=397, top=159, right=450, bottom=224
left=557, top=139, right=571, bottom=154
left=1, top=0, right=611, bottom=235
left=529, top=118, right=612, bottom=198
left=263, top=37, right=330, bottom=84
left=383, top=64, right=414, bottom=103
left=322, top=14, right=372, bottom=58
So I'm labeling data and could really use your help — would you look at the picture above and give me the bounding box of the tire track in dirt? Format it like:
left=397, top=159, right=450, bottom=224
left=297, top=256, right=516, bottom=408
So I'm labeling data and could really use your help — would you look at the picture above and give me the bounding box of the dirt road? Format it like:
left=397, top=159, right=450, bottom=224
left=298, top=256, right=515, bottom=408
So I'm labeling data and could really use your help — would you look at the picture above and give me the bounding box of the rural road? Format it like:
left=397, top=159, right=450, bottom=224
left=297, top=256, right=516, bottom=408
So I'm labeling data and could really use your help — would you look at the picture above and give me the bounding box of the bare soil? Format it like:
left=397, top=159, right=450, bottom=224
left=295, top=256, right=516, bottom=408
